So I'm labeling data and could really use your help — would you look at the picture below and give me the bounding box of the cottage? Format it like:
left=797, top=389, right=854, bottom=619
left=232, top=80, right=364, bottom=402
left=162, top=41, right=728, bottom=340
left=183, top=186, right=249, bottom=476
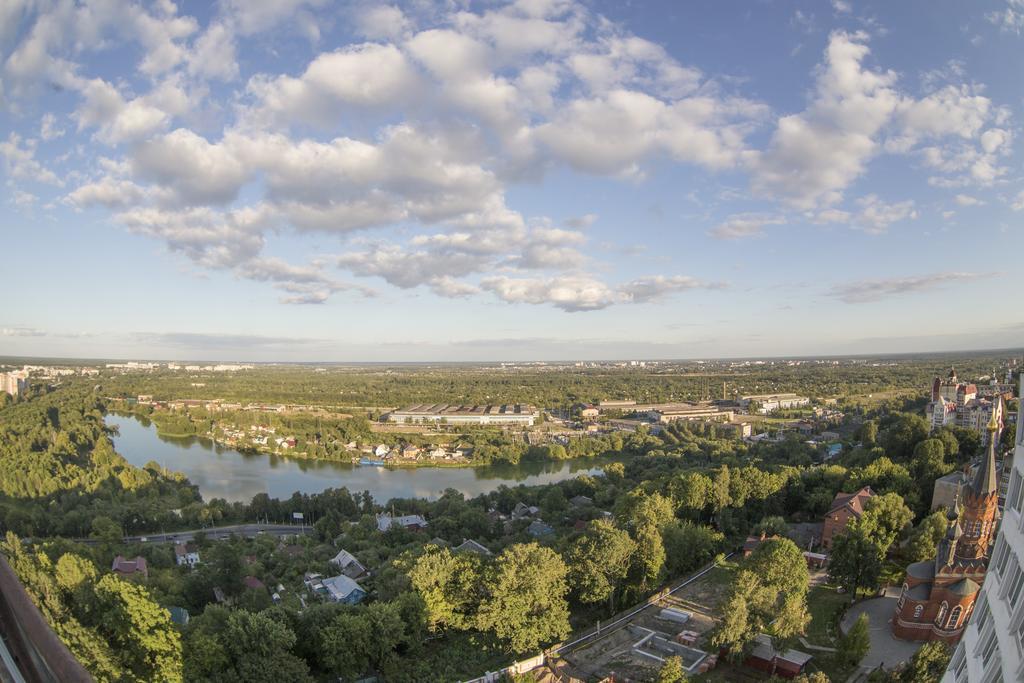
left=111, top=555, right=148, bottom=579
left=322, top=574, right=367, bottom=605
left=174, top=543, right=201, bottom=568
left=242, top=576, right=265, bottom=591
left=569, top=495, right=593, bottom=507
left=454, top=539, right=493, bottom=557
left=329, top=549, right=368, bottom=579
left=400, top=444, right=421, bottom=459
left=527, top=520, right=555, bottom=538
left=167, top=607, right=190, bottom=626
left=376, top=513, right=428, bottom=532
left=744, top=634, right=813, bottom=679
left=512, top=502, right=540, bottom=519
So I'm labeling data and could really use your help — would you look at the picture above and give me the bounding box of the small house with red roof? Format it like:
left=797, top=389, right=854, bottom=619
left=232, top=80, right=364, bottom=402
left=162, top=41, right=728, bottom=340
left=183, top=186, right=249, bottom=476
left=111, top=555, right=148, bottom=579
left=821, top=486, right=874, bottom=549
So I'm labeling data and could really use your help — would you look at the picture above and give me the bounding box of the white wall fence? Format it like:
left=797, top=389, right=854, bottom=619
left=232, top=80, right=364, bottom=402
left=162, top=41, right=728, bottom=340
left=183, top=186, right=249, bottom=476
left=462, top=653, right=546, bottom=683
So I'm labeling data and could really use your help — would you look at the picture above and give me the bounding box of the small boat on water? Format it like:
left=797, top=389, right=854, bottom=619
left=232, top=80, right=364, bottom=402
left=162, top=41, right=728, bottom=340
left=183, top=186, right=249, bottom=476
left=359, top=458, right=386, bottom=466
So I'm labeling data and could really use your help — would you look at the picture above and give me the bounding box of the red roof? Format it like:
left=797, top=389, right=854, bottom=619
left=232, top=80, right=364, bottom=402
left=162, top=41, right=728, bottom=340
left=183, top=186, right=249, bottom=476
left=242, top=575, right=265, bottom=590
left=111, top=555, right=148, bottom=577
left=828, top=486, right=874, bottom=516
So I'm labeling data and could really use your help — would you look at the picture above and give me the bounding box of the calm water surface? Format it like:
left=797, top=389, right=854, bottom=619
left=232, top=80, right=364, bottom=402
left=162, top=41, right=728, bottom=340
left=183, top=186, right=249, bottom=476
left=106, top=414, right=619, bottom=504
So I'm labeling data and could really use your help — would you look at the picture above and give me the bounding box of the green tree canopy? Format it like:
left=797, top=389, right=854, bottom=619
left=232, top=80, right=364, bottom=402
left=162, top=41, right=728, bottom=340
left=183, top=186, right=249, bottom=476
left=476, top=543, right=571, bottom=654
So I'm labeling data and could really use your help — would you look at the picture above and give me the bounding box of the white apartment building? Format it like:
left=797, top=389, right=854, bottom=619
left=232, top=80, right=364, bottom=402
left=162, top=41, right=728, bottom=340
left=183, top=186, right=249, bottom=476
left=944, top=384, right=1024, bottom=683
left=1, top=371, right=29, bottom=397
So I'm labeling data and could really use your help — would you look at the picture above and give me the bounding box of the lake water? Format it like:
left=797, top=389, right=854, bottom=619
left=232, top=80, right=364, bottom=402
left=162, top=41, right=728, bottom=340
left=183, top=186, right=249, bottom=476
left=106, top=414, right=619, bottom=504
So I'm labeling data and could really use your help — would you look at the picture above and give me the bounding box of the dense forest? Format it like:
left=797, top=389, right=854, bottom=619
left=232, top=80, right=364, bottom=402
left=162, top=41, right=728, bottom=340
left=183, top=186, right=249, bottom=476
left=0, top=356, right=1013, bottom=681
left=88, top=351, right=1014, bottom=408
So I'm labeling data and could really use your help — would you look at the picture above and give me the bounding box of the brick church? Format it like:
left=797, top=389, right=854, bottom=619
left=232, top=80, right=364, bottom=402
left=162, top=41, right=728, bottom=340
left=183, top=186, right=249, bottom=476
left=891, top=413, right=1001, bottom=644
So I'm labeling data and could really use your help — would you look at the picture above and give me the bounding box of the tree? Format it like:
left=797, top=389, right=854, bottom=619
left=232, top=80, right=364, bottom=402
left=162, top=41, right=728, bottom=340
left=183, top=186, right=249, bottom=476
left=838, top=613, right=870, bottom=668
left=94, top=574, right=182, bottom=683
left=712, top=465, right=732, bottom=513
left=657, top=655, right=687, bottom=683
left=829, top=526, right=883, bottom=600
left=662, top=521, right=723, bottom=576
left=894, top=641, right=951, bottom=683
left=857, top=493, right=914, bottom=555
left=477, top=543, right=571, bottom=654
left=906, top=511, right=948, bottom=562
left=185, top=607, right=311, bottom=683
left=711, top=539, right=809, bottom=656
left=752, top=515, right=788, bottom=538
left=406, top=545, right=482, bottom=632
left=860, top=419, right=878, bottom=447
left=565, top=520, right=635, bottom=608
left=793, top=673, right=830, bottom=683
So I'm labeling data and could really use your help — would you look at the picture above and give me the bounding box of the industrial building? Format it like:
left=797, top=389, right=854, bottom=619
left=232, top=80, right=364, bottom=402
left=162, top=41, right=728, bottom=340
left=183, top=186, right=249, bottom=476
left=386, top=404, right=539, bottom=426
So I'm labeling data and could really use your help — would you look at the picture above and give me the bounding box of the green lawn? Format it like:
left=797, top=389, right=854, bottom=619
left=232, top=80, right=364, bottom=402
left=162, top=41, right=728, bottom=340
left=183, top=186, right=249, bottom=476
left=806, top=584, right=850, bottom=647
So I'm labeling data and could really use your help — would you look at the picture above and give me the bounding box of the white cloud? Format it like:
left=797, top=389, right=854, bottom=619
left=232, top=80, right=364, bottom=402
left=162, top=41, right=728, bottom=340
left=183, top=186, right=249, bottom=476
left=39, top=113, right=64, bottom=140
left=248, top=43, right=420, bottom=125
left=481, top=274, right=617, bottom=311
left=187, top=21, right=238, bottom=81
left=480, top=272, right=721, bottom=311
left=828, top=271, right=992, bottom=303
left=954, top=194, right=983, bottom=207
left=988, top=2, right=1024, bottom=33
left=356, top=5, right=412, bottom=40
left=709, top=213, right=785, bottom=240
left=750, top=31, right=900, bottom=209
left=132, top=129, right=248, bottom=205
left=850, top=194, right=917, bottom=233
left=0, top=133, right=62, bottom=185
left=1011, top=190, right=1024, bottom=211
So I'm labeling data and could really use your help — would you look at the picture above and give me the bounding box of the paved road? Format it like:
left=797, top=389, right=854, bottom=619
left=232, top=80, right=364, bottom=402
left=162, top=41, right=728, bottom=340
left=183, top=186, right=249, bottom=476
left=840, top=589, right=923, bottom=676
left=77, top=524, right=314, bottom=545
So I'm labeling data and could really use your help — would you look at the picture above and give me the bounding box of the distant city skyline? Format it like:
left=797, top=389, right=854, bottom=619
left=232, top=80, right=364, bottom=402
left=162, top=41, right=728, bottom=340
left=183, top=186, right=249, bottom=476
left=2, top=0, right=1023, bottom=361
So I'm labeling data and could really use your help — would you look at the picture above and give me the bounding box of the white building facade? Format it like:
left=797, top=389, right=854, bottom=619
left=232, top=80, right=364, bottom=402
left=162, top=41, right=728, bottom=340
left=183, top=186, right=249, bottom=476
left=944, top=384, right=1024, bottom=683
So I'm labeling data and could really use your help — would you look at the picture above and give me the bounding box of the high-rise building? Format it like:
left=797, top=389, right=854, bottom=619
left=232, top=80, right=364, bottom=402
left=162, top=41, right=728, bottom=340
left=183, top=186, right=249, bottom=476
left=0, top=371, right=29, bottom=397
left=944, top=384, right=1023, bottom=682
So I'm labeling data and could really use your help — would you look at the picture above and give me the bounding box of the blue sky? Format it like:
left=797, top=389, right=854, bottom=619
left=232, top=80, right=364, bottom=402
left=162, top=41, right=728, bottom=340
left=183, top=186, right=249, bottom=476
left=1, top=0, right=1023, bottom=361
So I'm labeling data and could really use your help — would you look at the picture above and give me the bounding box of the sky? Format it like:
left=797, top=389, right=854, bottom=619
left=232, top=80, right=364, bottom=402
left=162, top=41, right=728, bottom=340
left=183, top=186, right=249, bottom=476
left=1, top=0, right=1023, bottom=362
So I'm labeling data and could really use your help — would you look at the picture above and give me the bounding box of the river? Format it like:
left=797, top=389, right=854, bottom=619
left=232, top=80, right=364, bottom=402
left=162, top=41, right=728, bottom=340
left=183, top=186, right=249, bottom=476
left=105, top=414, right=621, bottom=504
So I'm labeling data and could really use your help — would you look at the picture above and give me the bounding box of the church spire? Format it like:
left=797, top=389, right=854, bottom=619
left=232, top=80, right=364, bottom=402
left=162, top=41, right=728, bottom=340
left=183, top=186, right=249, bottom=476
left=971, top=409, right=1000, bottom=498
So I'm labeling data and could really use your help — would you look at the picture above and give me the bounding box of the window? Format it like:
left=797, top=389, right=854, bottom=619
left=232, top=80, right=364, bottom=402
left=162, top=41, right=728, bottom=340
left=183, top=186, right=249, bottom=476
left=936, top=602, right=949, bottom=626
left=914, top=604, right=924, bottom=619
left=1008, top=469, right=1022, bottom=513
left=1009, top=565, right=1024, bottom=609
left=948, top=605, right=963, bottom=628
left=994, top=539, right=1011, bottom=577
left=953, top=646, right=968, bottom=683
left=980, top=628, right=999, bottom=670
left=898, top=583, right=908, bottom=608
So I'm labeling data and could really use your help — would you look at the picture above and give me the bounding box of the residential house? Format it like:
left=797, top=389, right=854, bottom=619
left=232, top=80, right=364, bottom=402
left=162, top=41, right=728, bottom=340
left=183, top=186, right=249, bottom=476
left=329, top=549, right=368, bottom=579
left=242, top=576, right=265, bottom=591
left=512, top=502, right=540, bottom=519
left=376, top=513, right=428, bottom=532
left=569, top=495, right=593, bottom=507
left=322, top=574, right=367, bottom=605
left=167, top=607, right=190, bottom=627
left=174, top=543, right=201, bottom=568
left=821, top=486, right=875, bottom=550
left=400, top=444, right=421, bottom=459
left=111, top=556, right=148, bottom=579
left=454, top=539, right=493, bottom=557
left=374, top=444, right=390, bottom=458
left=744, top=634, right=813, bottom=679
left=527, top=520, right=555, bottom=538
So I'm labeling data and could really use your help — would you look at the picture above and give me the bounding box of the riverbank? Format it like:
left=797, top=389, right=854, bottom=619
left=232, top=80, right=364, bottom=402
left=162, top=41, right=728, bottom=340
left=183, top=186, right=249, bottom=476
left=105, top=413, right=624, bottom=503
